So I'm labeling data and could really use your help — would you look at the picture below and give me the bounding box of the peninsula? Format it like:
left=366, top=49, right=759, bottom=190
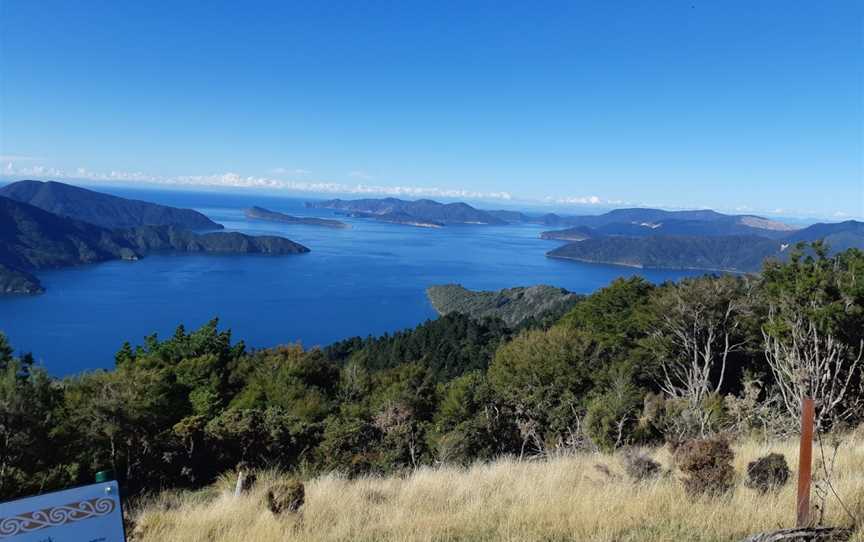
left=0, top=180, right=222, bottom=230
left=0, top=195, right=309, bottom=295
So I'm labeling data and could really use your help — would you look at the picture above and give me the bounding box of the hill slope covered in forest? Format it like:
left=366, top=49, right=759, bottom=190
left=0, top=180, right=222, bottom=230
left=545, top=221, right=864, bottom=272
left=426, top=284, right=581, bottom=327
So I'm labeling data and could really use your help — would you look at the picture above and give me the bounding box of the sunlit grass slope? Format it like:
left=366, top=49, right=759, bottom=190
left=131, top=435, right=864, bottom=542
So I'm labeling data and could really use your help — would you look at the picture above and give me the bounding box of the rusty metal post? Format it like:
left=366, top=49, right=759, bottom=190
left=796, top=396, right=815, bottom=527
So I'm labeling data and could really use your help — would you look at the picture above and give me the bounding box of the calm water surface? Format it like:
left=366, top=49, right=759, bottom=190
left=0, top=187, right=704, bottom=374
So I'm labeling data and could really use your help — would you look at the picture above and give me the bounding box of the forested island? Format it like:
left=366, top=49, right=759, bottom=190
left=307, top=197, right=506, bottom=226
left=244, top=206, right=349, bottom=228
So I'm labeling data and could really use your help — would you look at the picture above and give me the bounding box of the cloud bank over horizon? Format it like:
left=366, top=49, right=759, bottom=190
left=1, top=160, right=860, bottom=220
left=2, top=162, right=524, bottom=201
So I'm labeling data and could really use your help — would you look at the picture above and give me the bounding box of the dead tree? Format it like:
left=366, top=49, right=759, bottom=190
left=653, top=276, right=751, bottom=435
left=762, top=314, right=863, bottom=431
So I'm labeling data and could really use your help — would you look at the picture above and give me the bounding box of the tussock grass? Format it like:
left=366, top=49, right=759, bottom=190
left=131, top=435, right=864, bottom=542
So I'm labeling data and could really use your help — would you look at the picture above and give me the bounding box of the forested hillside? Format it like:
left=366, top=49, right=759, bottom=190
left=547, top=234, right=783, bottom=272
left=0, top=180, right=222, bottom=230
left=426, top=284, right=581, bottom=327
left=543, top=220, right=864, bottom=272
left=2, top=243, right=862, bottom=502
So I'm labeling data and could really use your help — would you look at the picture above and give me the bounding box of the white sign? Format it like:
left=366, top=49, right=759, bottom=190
left=0, top=481, right=125, bottom=541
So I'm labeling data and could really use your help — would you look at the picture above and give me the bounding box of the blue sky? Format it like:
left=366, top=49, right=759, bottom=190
left=0, top=0, right=862, bottom=218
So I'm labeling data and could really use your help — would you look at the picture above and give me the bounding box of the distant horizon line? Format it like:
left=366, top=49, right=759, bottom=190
left=0, top=175, right=861, bottom=224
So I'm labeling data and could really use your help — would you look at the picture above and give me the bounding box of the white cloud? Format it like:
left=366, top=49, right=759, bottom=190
left=0, top=163, right=514, bottom=201
left=552, top=195, right=604, bottom=205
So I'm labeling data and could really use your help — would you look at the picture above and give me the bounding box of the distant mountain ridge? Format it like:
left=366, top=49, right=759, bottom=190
left=0, top=180, right=222, bottom=230
left=540, top=208, right=797, bottom=240
left=785, top=220, right=864, bottom=252
left=307, top=197, right=801, bottom=239
left=0, top=196, right=309, bottom=294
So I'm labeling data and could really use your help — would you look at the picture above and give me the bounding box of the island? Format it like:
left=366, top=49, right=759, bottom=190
left=307, top=198, right=507, bottom=226
left=0, top=195, right=309, bottom=295
left=426, top=283, right=581, bottom=327
left=244, top=206, right=350, bottom=228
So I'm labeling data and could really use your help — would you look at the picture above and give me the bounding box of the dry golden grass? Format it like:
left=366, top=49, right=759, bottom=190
left=131, top=434, right=864, bottom=542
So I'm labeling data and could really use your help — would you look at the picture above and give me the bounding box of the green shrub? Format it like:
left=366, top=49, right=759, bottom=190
left=584, top=381, right=642, bottom=452
left=488, top=327, right=596, bottom=446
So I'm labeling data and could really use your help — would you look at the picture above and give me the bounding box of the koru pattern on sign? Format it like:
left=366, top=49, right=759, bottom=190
left=0, top=497, right=116, bottom=538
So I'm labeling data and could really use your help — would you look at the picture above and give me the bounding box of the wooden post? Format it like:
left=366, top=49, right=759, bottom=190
left=796, top=396, right=815, bottom=527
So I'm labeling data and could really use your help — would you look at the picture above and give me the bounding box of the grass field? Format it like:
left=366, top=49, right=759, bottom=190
left=130, top=433, right=864, bottom=542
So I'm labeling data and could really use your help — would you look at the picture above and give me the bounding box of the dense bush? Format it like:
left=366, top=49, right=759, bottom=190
left=488, top=327, right=599, bottom=451
left=674, top=437, right=736, bottom=496
left=745, top=453, right=790, bottom=493
left=428, top=372, right=520, bottom=465
left=621, top=450, right=662, bottom=482
left=584, top=376, right=643, bottom=451
left=265, top=479, right=305, bottom=514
